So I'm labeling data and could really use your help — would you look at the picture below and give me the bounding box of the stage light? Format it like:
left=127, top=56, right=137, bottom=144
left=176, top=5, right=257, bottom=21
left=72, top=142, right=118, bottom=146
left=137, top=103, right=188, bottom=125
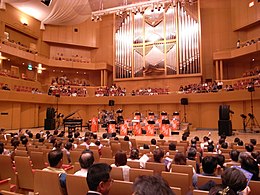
left=248, top=113, right=254, bottom=119
left=240, top=114, right=247, bottom=119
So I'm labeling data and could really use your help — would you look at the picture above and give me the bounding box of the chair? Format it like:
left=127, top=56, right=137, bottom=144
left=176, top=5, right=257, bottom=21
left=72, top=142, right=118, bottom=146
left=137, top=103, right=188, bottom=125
left=109, top=180, right=133, bottom=195
left=127, top=160, right=140, bottom=168
left=30, top=151, right=46, bottom=169
left=171, top=164, right=194, bottom=187
left=73, top=162, right=81, bottom=173
left=187, top=159, right=197, bottom=170
left=0, top=190, right=23, bottom=195
left=110, top=166, right=124, bottom=180
left=249, top=180, right=260, bottom=195
left=0, top=155, right=16, bottom=184
left=101, top=147, right=113, bottom=158
left=120, top=141, right=131, bottom=154
left=0, top=178, right=11, bottom=191
left=145, top=162, right=166, bottom=175
left=197, top=175, right=221, bottom=187
left=14, top=150, right=28, bottom=157
left=193, top=190, right=210, bottom=195
left=70, top=150, right=82, bottom=164
left=129, top=138, right=137, bottom=148
left=99, top=158, right=114, bottom=165
left=171, top=187, right=182, bottom=195
left=66, top=174, right=89, bottom=195
left=161, top=171, right=190, bottom=195
left=111, top=142, right=122, bottom=156
left=34, top=170, right=63, bottom=195
left=129, top=168, right=153, bottom=182
left=92, top=149, right=100, bottom=163
left=62, top=150, right=70, bottom=165
left=14, top=156, right=34, bottom=192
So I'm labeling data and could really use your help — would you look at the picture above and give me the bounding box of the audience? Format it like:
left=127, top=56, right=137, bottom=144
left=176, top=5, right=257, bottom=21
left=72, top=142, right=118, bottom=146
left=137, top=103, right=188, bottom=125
left=111, top=150, right=130, bottom=181
left=74, top=150, right=94, bottom=177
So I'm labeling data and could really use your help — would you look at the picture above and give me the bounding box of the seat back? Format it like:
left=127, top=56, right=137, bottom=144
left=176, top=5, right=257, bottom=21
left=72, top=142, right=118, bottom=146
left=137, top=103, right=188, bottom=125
left=66, top=174, right=89, bottom=195
left=101, top=147, right=113, bottom=158
left=171, top=164, right=193, bottom=187
left=193, top=190, right=210, bottom=195
left=249, top=180, right=260, bottom=195
left=120, top=141, right=130, bottom=154
left=70, top=150, right=82, bottom=164
left=197, top=175, right=222, bottom=187
left=62, top=151, right=70, bottom=165
left=92, top=149, right=100, bottom=163
left=30, top=151, right=46, bottom=169
left=99, top=158, right=114, bottom=165
left=73, top=162, right=81, bottom=173
left=127, top=160, right=140, bottom=169
left=14, top=150, right=29, bottom=157
left=145, top=162, right=166, bottom=175
left=129, top=168, right=153, bottom=182
left=34, top=170, right=63, bottom=195
left=161, top=171, right=190, bottom=195
left=111, top=166, right=124, bottom=181
left=0, top=178, right=11, bottom=191
left=171, top=187, right=182, bottom=195
left=0, top=190, right=23, bottom=195
left=109, top=180, right=133, bottom=195
left=0, top=155, right=16, bottom=184
left=14, top=156, right=34, bottom=191
left=111, top=143, right=122, bottom=156
left=186, top=159, right=197, bottom=170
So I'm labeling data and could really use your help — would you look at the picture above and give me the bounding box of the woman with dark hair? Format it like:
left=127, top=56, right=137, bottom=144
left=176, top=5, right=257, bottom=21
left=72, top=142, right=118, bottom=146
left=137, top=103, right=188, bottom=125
left=240, top=153, right=259, bottom=181
left=173, top=152, right=186, bottom=165
left=111, top=150, right=130, bottom=181
left=128, top=148, right=140, bottom=160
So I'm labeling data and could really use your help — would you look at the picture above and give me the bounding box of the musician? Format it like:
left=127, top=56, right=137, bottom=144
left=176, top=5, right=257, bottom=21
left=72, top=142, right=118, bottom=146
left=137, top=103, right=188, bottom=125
left=56, top=113, right=64, bottom=130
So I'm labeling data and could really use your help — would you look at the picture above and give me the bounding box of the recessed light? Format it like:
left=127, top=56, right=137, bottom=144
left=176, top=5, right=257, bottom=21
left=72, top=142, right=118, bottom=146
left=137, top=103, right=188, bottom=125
left=76, top=72, right=79, bottom=74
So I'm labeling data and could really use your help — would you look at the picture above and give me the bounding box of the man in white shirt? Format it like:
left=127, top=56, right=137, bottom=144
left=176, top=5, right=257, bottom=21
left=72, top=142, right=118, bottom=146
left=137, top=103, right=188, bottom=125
left=74, top=150, right=94, bottom=177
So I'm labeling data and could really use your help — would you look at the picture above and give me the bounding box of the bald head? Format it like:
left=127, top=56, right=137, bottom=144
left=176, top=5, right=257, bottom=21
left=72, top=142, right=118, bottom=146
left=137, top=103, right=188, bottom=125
left=79, top=150, right=94, bottom=169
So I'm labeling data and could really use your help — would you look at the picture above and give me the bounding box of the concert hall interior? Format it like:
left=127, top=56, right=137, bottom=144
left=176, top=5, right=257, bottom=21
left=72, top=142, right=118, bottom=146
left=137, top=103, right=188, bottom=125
left=0, top=0, right=260, bottom=194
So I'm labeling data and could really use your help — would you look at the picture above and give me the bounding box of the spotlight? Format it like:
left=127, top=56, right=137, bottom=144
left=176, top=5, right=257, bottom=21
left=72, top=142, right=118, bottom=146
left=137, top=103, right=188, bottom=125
left=240, top=114, right=247, bottom=119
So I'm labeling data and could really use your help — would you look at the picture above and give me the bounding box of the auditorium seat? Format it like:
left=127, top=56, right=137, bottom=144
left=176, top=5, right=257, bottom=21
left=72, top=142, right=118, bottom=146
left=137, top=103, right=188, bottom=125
left=111, top=142, right=122, bottom=156
left=111, top=166, right=124, bottom=181
left=127, top=160, right=140, bottom=169
left=197, top=175, right=221, bottom=187
left=66, top=174, right=89, bottom=195
left=70, top=150, right=82, bottom=164
left=171, top=187, right=182, bottom=195
left=120, top=141, right=131, bottom=154
left=99, top=158, right=114, bottom=165
left=129, top=168, right=153, bottom=182
left=0, top=178, right=11, bottom=191
left=145, top=162, right=166, bottom=175
left=109, top=180, right=133, bottom=195
left=101, top=147, right=113, bottom=158
left=171, top=164, right=194, bottom=188
left=30, top=151, right=47, bottom=169
left=0, top=155, right=16, bottom=184
left=249, top=180, right=260, bottom=195
left=193, top=190, right=209, bottom=195
left=34, top=170, right=63, bottom=195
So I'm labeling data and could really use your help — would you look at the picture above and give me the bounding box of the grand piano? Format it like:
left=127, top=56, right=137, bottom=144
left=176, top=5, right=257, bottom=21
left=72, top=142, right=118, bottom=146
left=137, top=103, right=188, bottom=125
left=63, top=110, right=83, bottom=131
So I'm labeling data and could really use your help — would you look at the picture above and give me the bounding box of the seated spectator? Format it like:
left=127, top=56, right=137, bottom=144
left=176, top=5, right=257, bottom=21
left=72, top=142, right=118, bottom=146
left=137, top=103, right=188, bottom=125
left=86, top=163, right=113, bottom=195
left=224, top=150, right=240, bottom=167
left=63, top=142, right=73, bottom=163
left=2, top=84, right=10, bottom=90
left=133, top=175, right=174, bottom=195
left=250, top=139, right=257, bottom=146
left=128, top=148, right=140, bottom=161
left=173, top=152, right=186, bottom=165
left=237, top=140, right=244, bottom=146
left=74, top=150, right=94, bottom=177
left=187, top=148, right=200, bottom=173
left=239, top=152, right=259, bottom=181
left=245, top=144, right=254, bottom=155
left=111, top=150, right=130, bottom=181
left=216, top=154, right=225, bottom=175
left=43, top=149, right=66, bottom=173
left=149, top=148, right=164, bottom=163
left=123, top=135, right=132, bottom=149
left=0, top=142, right=10, bottom=155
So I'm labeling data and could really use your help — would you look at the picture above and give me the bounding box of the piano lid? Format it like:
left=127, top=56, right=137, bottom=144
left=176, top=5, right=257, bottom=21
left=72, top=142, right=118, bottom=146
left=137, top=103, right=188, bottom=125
left=63, top=109, right=80, bottom=120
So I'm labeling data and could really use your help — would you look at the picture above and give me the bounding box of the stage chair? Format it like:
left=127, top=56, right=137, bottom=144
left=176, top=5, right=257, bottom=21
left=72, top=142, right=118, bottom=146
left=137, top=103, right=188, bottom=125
left=171, top=187, right=182, bottom=195
left=14, top=156, right=34, bottom=193
left=193, top=190, right=210, bottom=195
left=0, top=155, right=16, bottom=184
left=101, top=147, right=113, bottom=158
left=111, top=166, right=124, bottom=181
left=197, top=175, right=221, bottom=188
left=34, top=170, right=63, bottom=195
left=111, top=142, right=122, bottom=156
left=70, top=150, right=82, bottom=164
left=66, top=174, right=89, bottom=195
left=99, top=158, right=114, bottom=165
left=109, top=180, right=133, bottom=195
left=145, top=162, right=166, bottom=175
left=30, top=151, right=47, bottom=169
left=171, top=164, right=194, bottom=187
left=249, top=180, right=260, bottom=195
left=127, top=160, right=140, bottom=169
left=129, top=168, right=153, bottom=182
left=161, top=171, right=190, bottom=195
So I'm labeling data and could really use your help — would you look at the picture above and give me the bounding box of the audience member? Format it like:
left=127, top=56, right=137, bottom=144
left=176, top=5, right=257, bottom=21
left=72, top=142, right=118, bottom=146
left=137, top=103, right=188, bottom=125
left=111, top=150, right=130, bottom=181
left=43, top=149, right=66, bottom=173
left=74, top=150, right=94, bottom=177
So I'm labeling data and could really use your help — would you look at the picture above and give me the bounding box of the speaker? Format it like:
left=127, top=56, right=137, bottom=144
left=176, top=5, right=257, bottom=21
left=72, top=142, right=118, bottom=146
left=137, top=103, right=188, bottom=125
left=219, top=105, right=230, bottom=120
left=218, top=120, right=232, bottom=136
left=44, top=119, right=55, bottom=130
left=181, top=98, right=188, bottom=105
left=108, top=100, right=115, bottom=106
left=46, top=107, right=55, bottom=119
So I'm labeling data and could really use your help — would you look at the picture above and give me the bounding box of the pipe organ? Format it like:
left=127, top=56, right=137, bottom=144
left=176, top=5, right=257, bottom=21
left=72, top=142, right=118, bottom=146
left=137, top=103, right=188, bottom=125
left=115, top=1, right=200, bottom=79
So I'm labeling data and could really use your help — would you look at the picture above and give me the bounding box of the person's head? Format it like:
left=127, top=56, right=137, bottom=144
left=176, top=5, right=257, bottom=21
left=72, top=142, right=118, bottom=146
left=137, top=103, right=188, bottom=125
left=245, top=144, right=254, bottom=153
left=229, top=150, right=240, bottom=162
left=181, top=134, right=187, bottom=141
left=202, top=156, right=218, bottom=174
left=218, top=138, right=225, bottom=145
left=250, top=139, right=257, bottom=146
left=124, top=135, right=129, bottom=141
left=114, top=137, right=119, bottom=141
left=221, top=142, right=228, bottom=149
left=102, top=133, right=108, bottom=139
left=54, top=141, right=63, bottom=149
left=234, top=137, right=240, bottom=143
left=209, top=185, right=236, bottom=195
left=92, top=133, right=98, bottom=140
left=64, top=142, right=73, bottom=150
left=240, top=154, right=259, bottom=181
left=187, top=148, right=197, bottom=160
left=159, top=134, right=164, bottom=140
left=191, top=138, right=197, bottom=145
left=79, top=149, right=94, bottom=169
left=133, top=175, right=174, bottom=195
left=194, top=136, right=199, bottom=142
left=174, top=152, right=186, bottom=165
left=143, top=144, right=149, bottom=149
left=153, top=148, right=164, bottom=163
left=168, top=142, right=176, bottom=151
left=203, top=136, right=209, bottom=142
left=111, top=132, right=117, bottom=137
left=86, top=163, right=112, bottom=195
left=237, top=140, right=244, bottom=146
left=21, top=137, right=28, bottom=146
left=151, top=138, right=157, bottom=145
left=208, top=144, right=215, bottom=152
left=48, top=149, right=63, bottom=168
left=129, top=148, right=139, bottom=160
left=221, top=168, right=247, bottom=193
left=114, top=150, right=127, bottom=166
left=216, top=154, right=225, bottom=168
